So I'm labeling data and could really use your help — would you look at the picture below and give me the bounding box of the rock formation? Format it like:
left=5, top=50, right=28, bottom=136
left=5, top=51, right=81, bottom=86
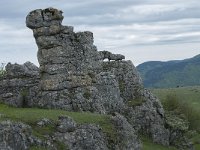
left=25, top=7, right=131, bottom=114
left=0, top=7, right=193, bottom=150
left=0, top=62, right=39, bottom=107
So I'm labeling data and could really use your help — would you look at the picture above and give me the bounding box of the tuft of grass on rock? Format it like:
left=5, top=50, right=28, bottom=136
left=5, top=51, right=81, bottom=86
left=127, top=97, right=145, bottom=107
left=119, top=80, right=125, bottom=93
left=142, top=136, right=176, bottom=150
left=83, top=91, right=91, bottom=100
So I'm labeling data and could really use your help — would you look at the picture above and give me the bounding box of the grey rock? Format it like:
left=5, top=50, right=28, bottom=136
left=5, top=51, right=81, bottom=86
left=101, top=60, right=142, bottom=102
left=55, top=124, right=109, bottom=150
left=126, top=89, right=170, bottom=146
left=99, top=50, right=125, bottom=61
left=0, top=62, right=39, bottom=107
left=57, top=116, right=77, bottom=132
left=37, top=118, right=53, bottom=127
left=111, top=113, right=141, bottom=150
left=0, top=121, right=34, bottom=150
left=26, top=8, right=63, bottom=29
left=5, top=61, right=39, bottom=78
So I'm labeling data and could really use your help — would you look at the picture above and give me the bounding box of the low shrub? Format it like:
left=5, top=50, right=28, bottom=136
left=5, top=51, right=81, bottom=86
left=0, top=63, right=6, bottom=78
left=163, top=93, right=200, bottom=131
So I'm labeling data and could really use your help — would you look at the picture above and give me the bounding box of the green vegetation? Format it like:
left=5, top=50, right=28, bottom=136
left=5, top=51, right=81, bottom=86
left=137, top=54, right=200, bottom=88
left=119, top=79, right=125, bottom=92
left=127, top=97, right=145, bottom=107
left=0, top=62, right=6, bottom=77
left=83, top=90, right=91, bottom=99
left=151, top=86, right=200, bottom=148
left=142, top=137, right=176, bottom=150
left=0, top=103, right=117, bottom=147
left=20, top=88, right=29, bottom=107
left=151, top=86, right=200, bottom=110
left=54, top=141, right=69, bottom=150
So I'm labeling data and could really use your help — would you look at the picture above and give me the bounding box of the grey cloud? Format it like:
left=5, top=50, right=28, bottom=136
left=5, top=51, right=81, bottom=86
left=0, top=0, right=200, bottom=65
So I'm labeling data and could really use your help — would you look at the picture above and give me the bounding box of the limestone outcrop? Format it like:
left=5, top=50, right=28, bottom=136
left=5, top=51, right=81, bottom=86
left=0, top=62, right=39, bottom=107
left=0, top=7, right=193, bottom=149
left=26, top=8, right=128, bottom=114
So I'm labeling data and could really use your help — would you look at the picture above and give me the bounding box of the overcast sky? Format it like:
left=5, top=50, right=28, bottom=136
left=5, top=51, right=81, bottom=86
left=0, top=0, right=200, bottom=66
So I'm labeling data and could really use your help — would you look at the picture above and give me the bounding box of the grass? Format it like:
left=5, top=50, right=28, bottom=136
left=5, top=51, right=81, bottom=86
left=0, top=103, right=117, bottom=147
left=127, top=97, right=145, bottom=107
left=0, top=103, right=181, bottom=149
left=142, top=137, right=176, bottom=150
left=0, top=70, right=6, bottom=78
left=151, top=86, right=200, bottom=110
left=151, top=87, right=200, bottom=131
left=0, top=104, right=108, bottom=124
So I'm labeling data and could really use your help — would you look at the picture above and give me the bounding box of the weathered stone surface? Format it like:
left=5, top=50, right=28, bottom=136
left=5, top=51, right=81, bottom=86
left=26, top=8, right=63, bottom=29
left=0, top=121, right=37, bottom=150
left=0, top=62, right=39, bottom=107
left=57, top=116, right=77, bottom=132
left=111, top=113, right=141, bottom=150
left=6, top=61, right=39, bottom=78
left=37, top=118, right=53, bottom=127
left=24, top=8, right=126, bottom=114
left=101, top=61, right=142, bottom=102
left=99, top=50, right=125, bottom=61
left=55, top=124, right=109, bottom=150
left=0, top=119, right=109, bottom=150
left=125, top=89, right=170, bottom=146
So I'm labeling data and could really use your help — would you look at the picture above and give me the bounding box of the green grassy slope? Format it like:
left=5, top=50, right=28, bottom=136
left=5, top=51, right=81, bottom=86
left=151, top=86, right=200, bottom=110
left=151, top=86, right=200, bottom=149
left=0, top=103, right=178, bottom=149
left=137, top=54, right=200, bottom=88
left=0, top=104, right=116, bottom=143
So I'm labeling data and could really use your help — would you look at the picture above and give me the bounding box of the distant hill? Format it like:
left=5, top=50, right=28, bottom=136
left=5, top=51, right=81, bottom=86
left=137, top=54, right=200, bottom=88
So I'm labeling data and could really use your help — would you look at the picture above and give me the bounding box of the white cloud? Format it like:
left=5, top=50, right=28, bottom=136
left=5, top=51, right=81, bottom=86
left=121, top=4, right=185, bottom=16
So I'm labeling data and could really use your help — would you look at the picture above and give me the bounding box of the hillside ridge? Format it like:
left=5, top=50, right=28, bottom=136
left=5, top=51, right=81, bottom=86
left=137, top=54, right=200, bottom=88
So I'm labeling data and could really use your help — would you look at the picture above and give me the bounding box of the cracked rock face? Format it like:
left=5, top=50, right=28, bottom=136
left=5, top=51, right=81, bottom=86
left=0, top=121, right=36, bottom=150
left=25, top=8, right=127, bottom=114
left=0, top=62, right=39, bottom=107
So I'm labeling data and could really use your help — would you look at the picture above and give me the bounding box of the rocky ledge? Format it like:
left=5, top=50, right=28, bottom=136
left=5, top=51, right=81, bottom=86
left=0, top=8, right=193, bottom=150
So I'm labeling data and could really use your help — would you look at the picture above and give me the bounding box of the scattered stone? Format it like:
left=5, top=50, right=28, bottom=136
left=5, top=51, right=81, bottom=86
left=0, top=120, right=34, bottom=150
left=56, top=116, right=77, bottom=132
left=55, top=124, right=109, bottom=150
left=37, top=118, right=53, bottom=127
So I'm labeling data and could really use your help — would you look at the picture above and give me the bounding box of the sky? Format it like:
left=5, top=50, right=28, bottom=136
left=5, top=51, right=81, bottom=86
left=0, top=0, right=200, bottom=66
